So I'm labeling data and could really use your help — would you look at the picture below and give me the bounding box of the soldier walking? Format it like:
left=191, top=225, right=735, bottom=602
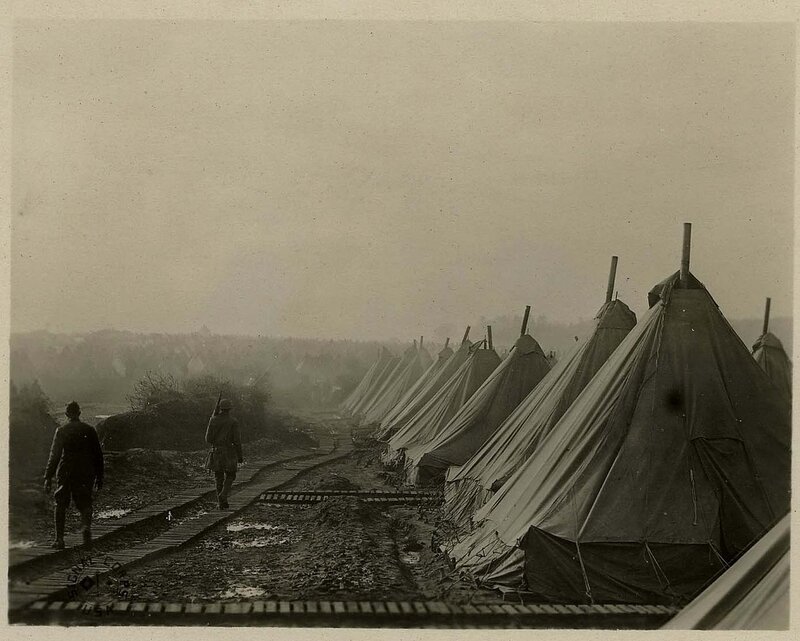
left=205, top=398, right=243, bottom=509
left=43, top=401, right=104, bottom=549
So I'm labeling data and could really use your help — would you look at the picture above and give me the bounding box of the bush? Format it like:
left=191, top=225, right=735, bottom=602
left=98, top=372, right=294, bottom=451
left=9, top=380, right=59, bottom=479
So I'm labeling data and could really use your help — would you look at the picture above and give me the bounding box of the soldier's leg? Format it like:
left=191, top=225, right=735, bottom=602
left=214, top=471, right=225, bottom=506
left=73, top=482, right=94, bottom=546
left=219, top=470, right=236, bottom=507
left=53, top=483, right=70, bottom=548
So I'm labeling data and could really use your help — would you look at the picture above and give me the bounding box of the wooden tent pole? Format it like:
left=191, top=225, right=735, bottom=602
left=680, top=223, right=692, bottom=287
left=461, top=326, right=471, bottom=344
left=419, top=336, right=424, bottom=348
left=444, top=337, right=450, bottom=349
left=520, top=305, right=531, bottom=336
left=606, top=256, right=619, bottom=304
left=487, top=326, right=493, bottom=351
left=763, top=297, right=772, bottom=335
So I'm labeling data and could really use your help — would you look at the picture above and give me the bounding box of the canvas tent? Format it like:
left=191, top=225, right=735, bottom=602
left=340, top=347, right=396, bottom=414
left=383, top=341, right=501, bottom=465
left=375, top=331, right=474, bottom=441
left=348, top=351, right=401, bottom=417
left=448, top=256, right=790, bottom=604
left=444, top=296, right=636, bottom=529
left=406, top=323, right=552, bottom=487
left=663, top=513, right=789, bottom=630
left=360, top=339, right=433, bottom=424
left=751, top=298, right=791, bottom=400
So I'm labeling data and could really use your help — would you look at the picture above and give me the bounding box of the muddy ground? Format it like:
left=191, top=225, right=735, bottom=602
left=87, top=446, right=501, bottom=605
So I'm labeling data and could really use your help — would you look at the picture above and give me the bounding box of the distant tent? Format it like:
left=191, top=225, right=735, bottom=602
left=752, top=333, right=791, bottom=400
left=341, top=347, right=394, bottom=413
left=384, top=342, right=501, bottom=465
left=348, top=352, right=401, bottom=416
left=663, top=514, right=789, bottom=630
left=406, top=332, right=552, bottom=486
left=111, top=355, right=127, bottom=377
left=187, top=355, right=206, bottom=376
left=361, top=340, right=433, bottom=424
left=444, top=299, right=636, bottom=529
left=375, top=336, right=472, bottom=441
left=751, top=297, right=791, bottom=400
left=448, top=269, right=790, bottom=604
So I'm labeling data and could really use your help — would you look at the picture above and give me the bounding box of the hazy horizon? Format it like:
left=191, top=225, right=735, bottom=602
left=12, top=21, right=794, bottom=341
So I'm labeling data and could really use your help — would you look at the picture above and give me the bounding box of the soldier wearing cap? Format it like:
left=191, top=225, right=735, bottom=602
left=204, top=398, right=243, bottom=509
left=43, top=401, right=104, bottom=549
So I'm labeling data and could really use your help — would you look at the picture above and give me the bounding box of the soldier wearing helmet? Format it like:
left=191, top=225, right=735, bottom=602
left=43, top=401, right=104, bottom=549
left=204, top=398, right=243, bottom=509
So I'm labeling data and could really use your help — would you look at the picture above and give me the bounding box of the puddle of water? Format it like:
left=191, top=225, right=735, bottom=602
left=10, top=540, right=38, bottom=550
left=219, top=586, right=267, bottom=599
left=96, top=508, right=131, bottom=519
left=232, top=534, right=295, bottom=548
left=401, top=552, right=420, bottom=566
left=226, top=522, right=285, bottom=533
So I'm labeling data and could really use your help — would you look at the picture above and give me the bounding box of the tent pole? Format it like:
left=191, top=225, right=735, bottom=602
left=520, top=305, right=531, bottom=336
left=461, top=326, right=471, bottom=344
left=680, top=223, right=692, bottom=287
left=487, top=326, right=493, bottom=351
left=763, top=297, right=772, bottom=335
left=606, top=256, right=618, bottom=304
left=419, top=336, right=424, bottom=349
left=444, top=337, right=450, bottom=349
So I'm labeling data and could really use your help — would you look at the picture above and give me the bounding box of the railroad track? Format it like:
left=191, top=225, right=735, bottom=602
left=8, top=432, right=352, bottom=611
left=259, top=489, right=442, bottom=504
left=10, top=598, right=679, bottom=627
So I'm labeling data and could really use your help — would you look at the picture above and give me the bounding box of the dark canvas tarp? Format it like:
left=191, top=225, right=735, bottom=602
left=448, top=272, right=790, bottom=604
left=443, top=300, right=636, bottom=529
left=383, top=343, right=500, bottom=465
left=407, top=333, right=552, bottom=486
left=752, top=332, right=791, bottom=401
left=341, top=347, right=395, bottom=413
left=663, top=513, right=789, bottom=630
left=361, top=342, right=433, bottom=424
left=374, top=340, right=469, bottom=441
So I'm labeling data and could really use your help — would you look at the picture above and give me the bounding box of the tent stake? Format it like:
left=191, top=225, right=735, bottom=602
left=606, top=256, right=618, bottom=304
left=763, top=297, right=772, bottom=335
left=680, top=223, right=692, bottom=287
left=520, top=305, right=531, bottom=336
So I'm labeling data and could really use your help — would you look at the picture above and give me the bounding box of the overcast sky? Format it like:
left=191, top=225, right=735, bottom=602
left=11, top=20, right=794, bottom=341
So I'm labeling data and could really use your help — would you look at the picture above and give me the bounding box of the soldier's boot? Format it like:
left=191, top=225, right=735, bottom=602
left=52, top=507, right=66, bottom=549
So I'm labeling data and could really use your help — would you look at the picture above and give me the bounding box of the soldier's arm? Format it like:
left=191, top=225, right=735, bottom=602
left=233, top=420, right=243, bottom=462
left=44, top=428, right=63, bottom=482
left=89, top=427, right=104, bottom=485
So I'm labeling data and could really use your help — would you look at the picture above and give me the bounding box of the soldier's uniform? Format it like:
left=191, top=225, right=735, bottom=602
left=44, top=402, right=104, bottom=548
left=204, top=400, right=242, bottom=509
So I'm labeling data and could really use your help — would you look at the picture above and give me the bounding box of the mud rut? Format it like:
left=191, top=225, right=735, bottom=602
left=83, top=448, right=478, bottom=604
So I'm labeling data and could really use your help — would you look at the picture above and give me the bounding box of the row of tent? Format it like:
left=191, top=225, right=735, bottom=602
left=339, top=225, right=791, bottom=627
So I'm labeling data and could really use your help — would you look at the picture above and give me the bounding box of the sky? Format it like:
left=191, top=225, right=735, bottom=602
left=11, top=20, right=794, bottom=341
